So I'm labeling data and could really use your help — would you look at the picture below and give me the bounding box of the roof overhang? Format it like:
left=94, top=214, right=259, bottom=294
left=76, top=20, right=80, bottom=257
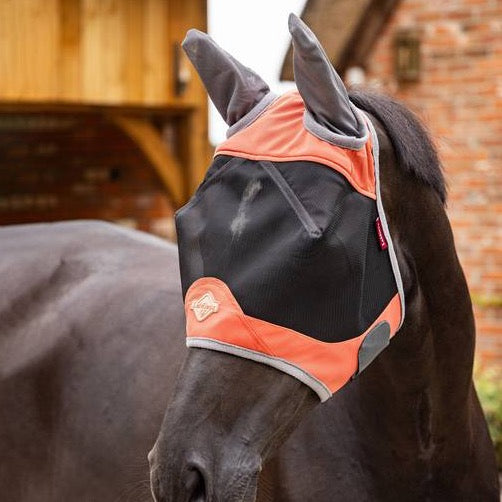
left=280, top=0, right=401, bottom=80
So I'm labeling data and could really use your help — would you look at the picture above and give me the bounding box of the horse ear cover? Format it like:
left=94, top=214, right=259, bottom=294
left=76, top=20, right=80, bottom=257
left=182, top=29, right=276, bottom=129
left=289, top=13, right=363, bottom=139
left=176, top=16, right=405, bottom=402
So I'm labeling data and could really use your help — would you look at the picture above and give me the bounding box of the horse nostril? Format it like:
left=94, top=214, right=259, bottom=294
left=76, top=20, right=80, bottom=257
left=184, top=466, right=208, bottom=502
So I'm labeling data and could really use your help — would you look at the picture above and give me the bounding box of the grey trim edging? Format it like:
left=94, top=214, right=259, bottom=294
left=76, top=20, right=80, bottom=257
left=186, top=337, right=332, bottom=402
left=227, top=92, right=278, bottom=138
left=363, top=111, right=406, bottom=328
left=303, top=104, right=369, bottom=151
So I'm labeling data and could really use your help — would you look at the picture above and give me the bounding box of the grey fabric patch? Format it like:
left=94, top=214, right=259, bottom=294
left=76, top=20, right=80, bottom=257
left=304, top=105, right=369, bottom=150
left=354, top=321, right=391, bottom=377
left=288, top=13, right=366, bottom=141
left=182, top=29, right=271, bottom=126
left=186, top=337, right=332, bottom=402
left=261, top=161, right=321, bottom=238
left=227, top=92, right=278, bottom=138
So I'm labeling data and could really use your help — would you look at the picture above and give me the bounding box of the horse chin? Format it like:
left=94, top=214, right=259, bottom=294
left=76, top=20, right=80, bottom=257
left=149, top=347, right=317, bottom=502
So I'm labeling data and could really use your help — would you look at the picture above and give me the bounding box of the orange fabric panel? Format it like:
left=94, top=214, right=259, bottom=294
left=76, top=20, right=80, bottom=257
left=215, top=91, right=376, bottom=199
left=185, top=277, right=401, bottom=394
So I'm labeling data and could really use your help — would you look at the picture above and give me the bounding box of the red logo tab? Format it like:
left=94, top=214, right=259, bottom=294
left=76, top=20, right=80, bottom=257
left=375, top=217, right=388, bottom=251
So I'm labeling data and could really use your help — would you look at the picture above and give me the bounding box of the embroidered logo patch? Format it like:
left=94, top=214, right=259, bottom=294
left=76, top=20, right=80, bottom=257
left=191, top=292, right=220, bottom=321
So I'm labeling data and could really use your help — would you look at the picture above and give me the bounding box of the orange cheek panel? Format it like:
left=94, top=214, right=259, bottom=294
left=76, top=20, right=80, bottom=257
left=185, top=277, right=402, bottom=401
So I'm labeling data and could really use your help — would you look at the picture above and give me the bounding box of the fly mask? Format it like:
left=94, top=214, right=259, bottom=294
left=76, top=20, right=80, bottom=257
left=175, top=14, right=404, bottom=402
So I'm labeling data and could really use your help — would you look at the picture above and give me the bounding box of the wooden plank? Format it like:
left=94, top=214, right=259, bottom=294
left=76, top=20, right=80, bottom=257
left=168, top=0, right=209, bottom=192
left=123, top=0, right=145, bottom=103
left=168, top=0, right=207, bottom=105
left=112, top=115, right=185, bottom=205
left=0, top=0, right=16, bottom=98
left=81, top=0, right=124, bottom=103
left=143, top=0, right=170, bottom=104
left=59, top=0, right=82, bottom=101
left=30, top=0, right=61, bottom=99
left=81, top=0, right=104, bottom=100
left=0, top=0, right=60, bottom=100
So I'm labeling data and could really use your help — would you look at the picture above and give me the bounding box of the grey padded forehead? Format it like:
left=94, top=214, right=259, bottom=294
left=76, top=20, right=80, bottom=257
left=182, top=29, right=271, bottom=126
left=288, top=13, right=365, bottom=140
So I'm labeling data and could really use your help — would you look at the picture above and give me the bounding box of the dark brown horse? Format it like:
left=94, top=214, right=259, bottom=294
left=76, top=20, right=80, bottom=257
left=0, top=96, right=499, bottom=501
left=1, top=24, right=499, bottom=502
left=149, top=95, right=499, bottom=500
left=0, top=221, right=187, bottom=501
left=148, top=19, right=500, bottom=500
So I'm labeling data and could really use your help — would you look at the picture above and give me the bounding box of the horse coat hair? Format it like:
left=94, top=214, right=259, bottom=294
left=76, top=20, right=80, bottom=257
left=175, top=14, right=405, bottom=401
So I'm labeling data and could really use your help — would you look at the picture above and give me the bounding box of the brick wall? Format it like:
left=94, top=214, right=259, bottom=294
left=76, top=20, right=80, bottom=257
left=362, top=0, right=501, bottom=365
left=0, top=112, right=176, bottom=240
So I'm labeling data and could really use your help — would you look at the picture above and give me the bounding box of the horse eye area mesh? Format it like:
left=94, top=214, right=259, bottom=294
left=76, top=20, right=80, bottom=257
left=175, top=91, right=404, bottom=401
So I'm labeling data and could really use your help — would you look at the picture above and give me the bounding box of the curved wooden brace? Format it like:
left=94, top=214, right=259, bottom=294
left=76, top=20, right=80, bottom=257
left=112, top=115, right=185, bottom=206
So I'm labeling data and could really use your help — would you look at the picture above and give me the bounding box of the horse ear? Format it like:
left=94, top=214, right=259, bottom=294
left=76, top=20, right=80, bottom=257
left=288, top=13, right=361, bottom=138
left=182, top=29, right=271, bottom=126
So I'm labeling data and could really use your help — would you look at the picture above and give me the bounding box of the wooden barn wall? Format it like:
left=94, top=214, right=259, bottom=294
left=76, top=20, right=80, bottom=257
left=0, top=0, right=205, bottom=106
left=0, top=0, right=209, bottom=194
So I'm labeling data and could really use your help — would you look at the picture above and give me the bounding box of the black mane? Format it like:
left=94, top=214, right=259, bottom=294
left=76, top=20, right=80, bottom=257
left=349, top=91, right=446, bottom=204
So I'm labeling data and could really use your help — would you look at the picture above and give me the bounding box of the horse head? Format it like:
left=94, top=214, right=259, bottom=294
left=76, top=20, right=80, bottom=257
left=149, top=14, right=498, bottom=502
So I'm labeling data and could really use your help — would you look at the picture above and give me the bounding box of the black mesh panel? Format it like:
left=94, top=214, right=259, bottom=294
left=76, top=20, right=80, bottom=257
left=176, top=156, right=397, bottom=342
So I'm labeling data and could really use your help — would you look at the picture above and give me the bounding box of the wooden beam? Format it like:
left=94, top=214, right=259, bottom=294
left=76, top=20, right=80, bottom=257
left=280, top=0, right=370, bottom=80
left=0, top=100, right=195, bottom=116
left=337, top=0, right=402, bottom=74
left=280, top=0, right=400, bottom=80
left=112, top=115, right=185, bottom=206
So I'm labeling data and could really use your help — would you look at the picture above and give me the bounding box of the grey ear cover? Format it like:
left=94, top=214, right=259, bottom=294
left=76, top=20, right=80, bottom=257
left=182, top=29, right=272, bottom=126
left=288, top=13, right=364, bottom=139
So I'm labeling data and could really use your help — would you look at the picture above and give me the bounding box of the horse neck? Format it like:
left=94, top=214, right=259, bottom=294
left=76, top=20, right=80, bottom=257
left=349, top=176, right=477, bottom=453
left=396, top=183, right=475, bottom=398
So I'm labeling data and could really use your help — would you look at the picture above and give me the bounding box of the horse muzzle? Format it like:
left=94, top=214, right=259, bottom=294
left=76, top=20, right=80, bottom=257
left=148, top=441, right=261, bottom=502
left=147, top=349, right=317, bottom=502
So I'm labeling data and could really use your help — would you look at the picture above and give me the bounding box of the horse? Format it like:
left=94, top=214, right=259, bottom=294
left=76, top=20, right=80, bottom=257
left=0, top=220, right=186, bottom=501
left=148, top=15, right=500, bottom=502
left=0, top=16, right=498, bottom=502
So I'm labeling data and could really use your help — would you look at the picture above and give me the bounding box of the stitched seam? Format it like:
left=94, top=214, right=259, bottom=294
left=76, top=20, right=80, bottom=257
left=214, top=150, right=376, bottom=199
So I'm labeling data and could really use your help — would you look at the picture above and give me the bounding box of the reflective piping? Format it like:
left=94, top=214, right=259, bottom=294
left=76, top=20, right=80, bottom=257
left=186, top=337, right=332, bottom=402
left=227, top=92, right=279, bottom=138
left=362, top=111, right=406, bottom=329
